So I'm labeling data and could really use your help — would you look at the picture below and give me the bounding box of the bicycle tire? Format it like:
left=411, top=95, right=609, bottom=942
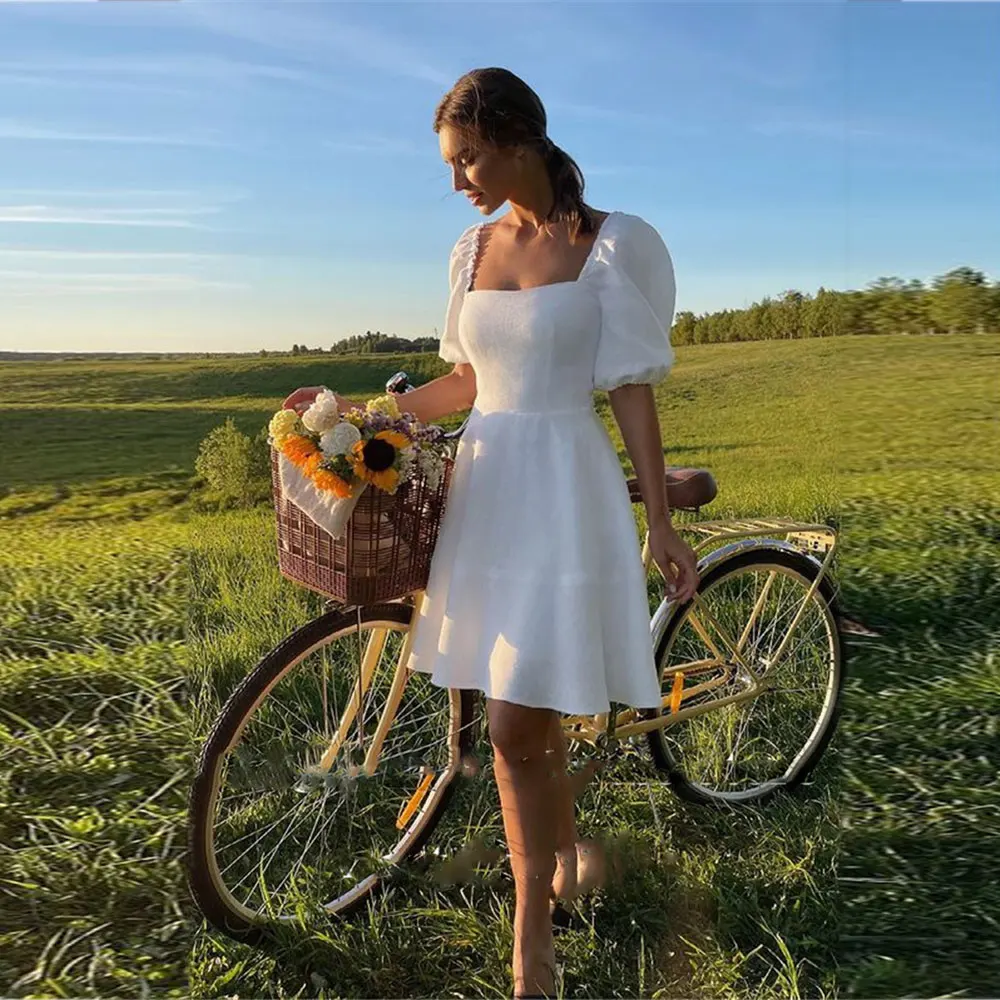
left=647, top=546, right=847, bottom=806
left=187, top=602, right=476, bottom=942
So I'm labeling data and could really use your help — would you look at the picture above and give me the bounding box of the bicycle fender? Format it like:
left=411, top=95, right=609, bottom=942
left=648, top=537, right=829, bottom=652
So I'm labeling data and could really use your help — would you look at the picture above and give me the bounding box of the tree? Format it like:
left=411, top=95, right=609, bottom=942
left=929, top=267, right=990, bottom=335
left=194, top=419, right=270, bottom=508
left=777, top=290, right=805, bottom=339
left=867, top=277, right=910, bottom=336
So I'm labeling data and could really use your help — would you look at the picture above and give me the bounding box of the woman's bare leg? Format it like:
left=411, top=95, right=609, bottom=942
left=547, top=713, right=579, bottom=901
left=488, top=699, right=569, bottom=998
left=547, top=714, right=607, bottom=902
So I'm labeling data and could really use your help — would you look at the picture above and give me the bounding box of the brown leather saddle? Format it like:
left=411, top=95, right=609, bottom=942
left=625, top=467, right=718, bottom=512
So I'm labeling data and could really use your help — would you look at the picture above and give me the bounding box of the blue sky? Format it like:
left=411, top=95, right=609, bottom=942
left=0, top=0, right=997, bottom=354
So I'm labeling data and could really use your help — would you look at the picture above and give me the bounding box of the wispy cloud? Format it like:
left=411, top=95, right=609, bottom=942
left=0, top=53, right=344, bottom=92
left=0, top=119, right=228, bottom=147
left=179, top=4, right=450, bottom=86
left=0, top=205, right=218, bottom=229
left=547, top=99, right=710, bottom=138
left=0, top=71, right=195, bottom=98
left=583, top=164, right=653, bottom=178
left=749, top=118, right=883, bottom=140
left=746, top=114, right=996, bottom=165
left=0, top=248, right=231, bottom=262
left=326, top=135, right=430, bottom=157
left=0, top=273, right=246, bottom=295
left=0, top=188, right=248, bottom=202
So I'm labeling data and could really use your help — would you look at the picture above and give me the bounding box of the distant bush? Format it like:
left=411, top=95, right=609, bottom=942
left=194, top=418, right=271, bottom=508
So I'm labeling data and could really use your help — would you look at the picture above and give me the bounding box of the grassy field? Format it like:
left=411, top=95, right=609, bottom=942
left=1, top=333, right=997, bottom=998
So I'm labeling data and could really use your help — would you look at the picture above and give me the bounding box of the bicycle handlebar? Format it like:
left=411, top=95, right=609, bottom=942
left=386, top=369, right=468, bottom=444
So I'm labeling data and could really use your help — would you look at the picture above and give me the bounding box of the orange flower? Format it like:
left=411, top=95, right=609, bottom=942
left=311, top=468, right=354, bottom=498
left=348, top=430, right=409, bottom=492
left=302, top=452, right=323, bottom=476
left=281, top=434, right=319, bottom=467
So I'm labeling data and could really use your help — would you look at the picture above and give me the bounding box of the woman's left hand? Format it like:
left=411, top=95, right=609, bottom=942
left=648, top=519, right=699, bottom=603
left=281, top=385, right=327, bottom=414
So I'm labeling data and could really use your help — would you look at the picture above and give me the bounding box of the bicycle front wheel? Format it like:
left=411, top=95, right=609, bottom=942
left=647, top=547, right=846, bottom=806
left=187, top=602, right=476, bottom=941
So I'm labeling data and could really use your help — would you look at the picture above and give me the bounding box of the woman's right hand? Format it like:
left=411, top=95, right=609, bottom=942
left=281, top=385, right=327, bottom=415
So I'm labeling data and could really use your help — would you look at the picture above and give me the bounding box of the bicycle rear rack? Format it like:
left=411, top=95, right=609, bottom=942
left=677, top=517, right=837, bottom=556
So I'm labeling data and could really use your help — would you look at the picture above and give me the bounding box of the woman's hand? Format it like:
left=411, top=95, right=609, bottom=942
left=282, top=385, right=356, bottom=416
left=648, top=519, right=699, bottom=603
left=281, top=385, right=326, bottom=415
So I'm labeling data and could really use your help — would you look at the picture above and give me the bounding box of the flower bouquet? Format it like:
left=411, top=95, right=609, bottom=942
left=267, top=390, right=453, bottom=604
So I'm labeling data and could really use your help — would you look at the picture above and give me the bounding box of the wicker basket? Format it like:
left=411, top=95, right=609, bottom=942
left=270, top=448, right=453, bottom=605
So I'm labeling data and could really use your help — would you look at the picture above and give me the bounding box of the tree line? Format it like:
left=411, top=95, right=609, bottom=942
left=281, top=266, right=998, bottom=355
left=289, top=331, right=441, bottom=356
left=671, top=267, right=999, bottom=345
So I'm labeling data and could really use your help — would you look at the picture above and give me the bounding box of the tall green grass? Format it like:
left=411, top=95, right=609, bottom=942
left=1, top=333, right=997, bottom=997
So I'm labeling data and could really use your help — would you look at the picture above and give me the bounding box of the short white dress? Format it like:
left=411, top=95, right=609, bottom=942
left=405, top=210, right=677, bottom=716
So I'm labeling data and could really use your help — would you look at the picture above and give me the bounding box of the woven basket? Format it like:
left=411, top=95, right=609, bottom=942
left=270, top=448, right=453, bottom=605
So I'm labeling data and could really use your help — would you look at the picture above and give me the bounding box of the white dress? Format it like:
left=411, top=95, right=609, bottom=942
left=405, top=210, right=677, bottom=716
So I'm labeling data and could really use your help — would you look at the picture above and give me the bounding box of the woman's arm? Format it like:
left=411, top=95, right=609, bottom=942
left=608, top=383, right=699, bottom=602
left=384, top=362, right=477, bottom=424
left=281, top=362, right=477, bottom=424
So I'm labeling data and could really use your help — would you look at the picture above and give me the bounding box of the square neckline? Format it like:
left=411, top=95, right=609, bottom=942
left=466, top=210, right=618, bottom=295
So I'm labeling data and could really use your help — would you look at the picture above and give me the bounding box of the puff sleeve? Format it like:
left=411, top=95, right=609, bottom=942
left=438, top=223, right=480, bottom=365
left=591, top=213, right=676, bottom=391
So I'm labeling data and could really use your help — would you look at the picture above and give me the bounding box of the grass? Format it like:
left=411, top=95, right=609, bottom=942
left=1, top=333, right=998, bottom=997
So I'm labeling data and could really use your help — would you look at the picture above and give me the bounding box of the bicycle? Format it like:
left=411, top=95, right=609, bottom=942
left=187, top=372, right=847, bottom=943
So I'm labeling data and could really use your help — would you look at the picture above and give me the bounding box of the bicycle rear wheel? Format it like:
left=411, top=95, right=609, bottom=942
left=647, top=547, right=846, bottom=805
left=187, top=602, right=476, bottom=941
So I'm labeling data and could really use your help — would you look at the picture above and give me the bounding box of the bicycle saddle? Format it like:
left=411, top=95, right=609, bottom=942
left=626, top=468, right=718, bottom=511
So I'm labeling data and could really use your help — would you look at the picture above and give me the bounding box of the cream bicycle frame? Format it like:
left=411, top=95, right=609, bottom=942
left=320, top=516, right=839, bottom=777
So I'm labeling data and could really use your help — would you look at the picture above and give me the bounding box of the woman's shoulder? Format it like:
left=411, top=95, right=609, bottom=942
left=593, top=210, right=670, bottom=272
left=452, top=221, right=483, bottom=253
left=607, top=210, right=666, bottom=246
left=447, top=222, right=483, bottom=286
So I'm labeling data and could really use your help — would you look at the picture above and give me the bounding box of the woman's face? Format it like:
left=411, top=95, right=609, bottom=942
left=439, top=124, right=519, bottom=215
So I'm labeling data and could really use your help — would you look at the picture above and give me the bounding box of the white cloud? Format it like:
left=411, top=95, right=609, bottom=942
left=546, top=100, right=711, bottom=138
left=0, top=119, right=229, bottom=146
left=0, top=53, right=343, bottom=91
left=0, top=248, right=230, bottom=261
left=0, top=273, right=246, bottom=295
left=178, top=4, right=450, bottom=86
left=326, top=135, right=429, bottom=157
left=0, top=72, right=196, bottom=98
left=0, top=187, right=248, bottom=202
left=0, top=205, right=216, bottom=229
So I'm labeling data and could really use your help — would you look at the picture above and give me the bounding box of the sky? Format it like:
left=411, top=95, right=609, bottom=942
left=0, top=0, right=997, bottom=355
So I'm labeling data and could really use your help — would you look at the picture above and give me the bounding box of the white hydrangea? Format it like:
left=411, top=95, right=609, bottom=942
left=302, top=390, right=341, bottom=434
left=319, top=421, right=362, bottom=457
left=417, top=449, right=444, bottom=490
left=397, top=449, right=417, bottom=484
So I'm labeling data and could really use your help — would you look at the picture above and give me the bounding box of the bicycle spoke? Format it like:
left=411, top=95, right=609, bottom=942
left=655, top=557, right=840, bottom=800
left=200, top=613, right=466, bottom=925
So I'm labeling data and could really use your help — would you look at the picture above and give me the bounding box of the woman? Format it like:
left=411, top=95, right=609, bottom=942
left=283, top=67, right=699, bottom=1000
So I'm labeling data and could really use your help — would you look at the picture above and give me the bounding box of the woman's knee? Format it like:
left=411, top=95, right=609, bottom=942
left=487, top=700, right=554, bottom=763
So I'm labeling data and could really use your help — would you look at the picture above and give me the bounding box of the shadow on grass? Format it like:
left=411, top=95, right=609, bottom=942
left=833, top=498, right=1000, bottom=997
left=0, top=407, right=271, bottom=489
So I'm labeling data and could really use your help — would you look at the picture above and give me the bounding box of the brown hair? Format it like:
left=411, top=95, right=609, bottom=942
left=433, top=67, right=598, bottom=243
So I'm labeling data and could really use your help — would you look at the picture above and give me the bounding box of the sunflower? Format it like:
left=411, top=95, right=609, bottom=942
left=302, top=451, right=324, bottom=476
left=312, top=468, right=354, bottom=498
left=348, top=430, right=410, bottom=492
left=281, top=434, right=319, bottom=467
